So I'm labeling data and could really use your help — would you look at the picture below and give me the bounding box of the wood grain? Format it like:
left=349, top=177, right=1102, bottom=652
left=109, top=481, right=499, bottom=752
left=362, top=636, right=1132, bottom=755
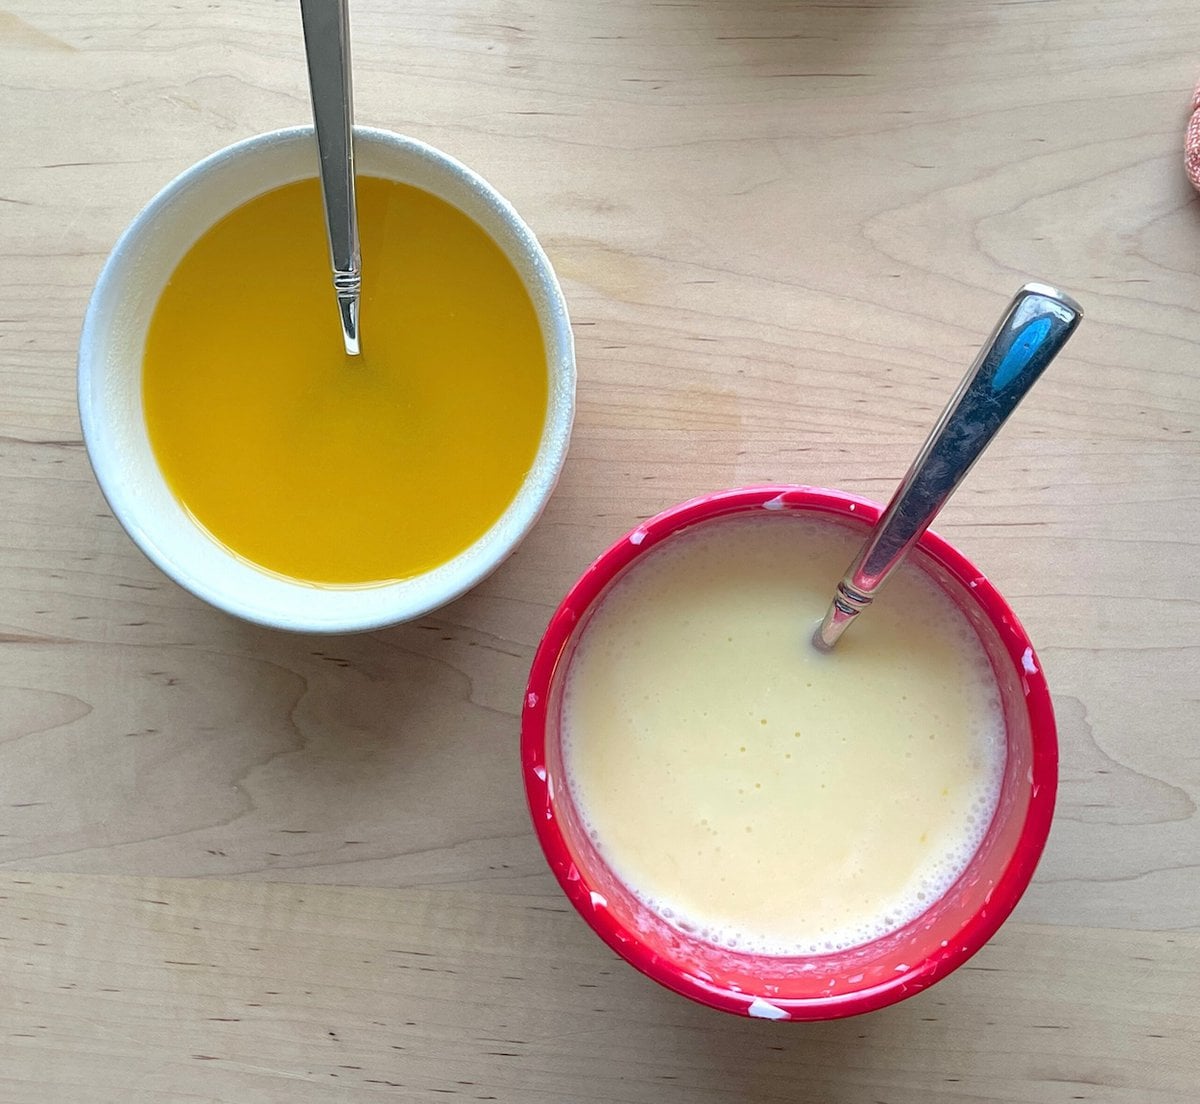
left=1, top=0, right=1198, bottom=1099
left=1, top=874, right=1197, bottom=1104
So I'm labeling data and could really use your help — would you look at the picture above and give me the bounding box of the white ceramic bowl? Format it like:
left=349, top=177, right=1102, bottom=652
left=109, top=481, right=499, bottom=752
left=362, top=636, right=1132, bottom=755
left=79, top=127, right=575, bottom=633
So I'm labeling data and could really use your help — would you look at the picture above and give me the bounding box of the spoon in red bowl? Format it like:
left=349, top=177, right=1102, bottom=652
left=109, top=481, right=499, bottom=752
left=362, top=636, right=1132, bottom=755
left=813, top=283, right=1083, bottom=652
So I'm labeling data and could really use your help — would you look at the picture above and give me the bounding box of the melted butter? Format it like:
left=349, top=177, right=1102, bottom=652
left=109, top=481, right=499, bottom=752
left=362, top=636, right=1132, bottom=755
left=143, top=176, right=546, bottom=585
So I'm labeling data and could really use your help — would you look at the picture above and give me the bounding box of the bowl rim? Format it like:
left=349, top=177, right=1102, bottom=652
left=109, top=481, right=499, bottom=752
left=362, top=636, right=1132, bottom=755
left=520, top=484, right=1058, bottom=1020
left=78, top=125, right=575, bottom=633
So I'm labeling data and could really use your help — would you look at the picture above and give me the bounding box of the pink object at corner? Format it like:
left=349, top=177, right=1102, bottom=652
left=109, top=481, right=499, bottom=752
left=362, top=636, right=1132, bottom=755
left=1188, top=82, right=1200, bottom=192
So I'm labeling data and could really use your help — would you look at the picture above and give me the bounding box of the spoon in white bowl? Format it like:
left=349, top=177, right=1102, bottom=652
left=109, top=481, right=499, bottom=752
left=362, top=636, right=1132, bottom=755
left=812, top=283, right=1083, bottom=652
left=300, top=0, right=362, bottom=356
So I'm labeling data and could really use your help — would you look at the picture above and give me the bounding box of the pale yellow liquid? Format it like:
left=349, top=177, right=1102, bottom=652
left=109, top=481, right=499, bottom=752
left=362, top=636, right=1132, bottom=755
left=143, top=177, right=547, bottom=586
left=562, top=515, right=1005, bottom=955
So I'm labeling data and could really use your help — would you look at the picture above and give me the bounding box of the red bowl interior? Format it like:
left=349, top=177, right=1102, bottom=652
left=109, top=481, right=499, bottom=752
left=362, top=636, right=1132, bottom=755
left=521, top=486, right=1057, bottom=1020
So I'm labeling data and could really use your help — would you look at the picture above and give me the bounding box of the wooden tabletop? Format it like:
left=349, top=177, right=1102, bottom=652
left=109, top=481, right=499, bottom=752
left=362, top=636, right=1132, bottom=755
left=3, top=2, right=1198, bottom=1100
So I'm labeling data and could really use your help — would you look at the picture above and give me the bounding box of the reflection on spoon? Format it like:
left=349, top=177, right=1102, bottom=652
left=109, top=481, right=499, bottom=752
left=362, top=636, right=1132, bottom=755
left=300, top=0, right=362, bottom=356
left=813, top=283, right=1083, bottom=652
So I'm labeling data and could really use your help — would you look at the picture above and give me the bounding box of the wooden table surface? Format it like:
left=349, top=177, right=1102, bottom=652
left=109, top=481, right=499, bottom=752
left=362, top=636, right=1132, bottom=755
left=2, top=1, right=1198, bottom=1100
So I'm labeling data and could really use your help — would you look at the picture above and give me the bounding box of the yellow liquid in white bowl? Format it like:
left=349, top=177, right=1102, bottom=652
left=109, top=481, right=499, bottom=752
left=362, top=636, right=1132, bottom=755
left=142, top=176, right=547, bottom=586
left=562, top=514, right=1006, bottom=955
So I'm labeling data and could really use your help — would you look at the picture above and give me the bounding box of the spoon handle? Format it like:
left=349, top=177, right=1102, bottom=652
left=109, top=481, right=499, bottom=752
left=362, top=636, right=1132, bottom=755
left=814, top=282, right=1083, bottom=651
left=300, top=0, right=361, bottom=356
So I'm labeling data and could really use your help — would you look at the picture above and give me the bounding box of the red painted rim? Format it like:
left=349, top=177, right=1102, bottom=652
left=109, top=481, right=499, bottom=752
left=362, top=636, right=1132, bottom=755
left=521, top=486, right=1057, bottom=1020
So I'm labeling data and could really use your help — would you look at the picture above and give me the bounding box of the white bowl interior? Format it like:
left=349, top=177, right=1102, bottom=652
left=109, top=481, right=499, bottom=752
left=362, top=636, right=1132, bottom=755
left=79, top=127, right=574, bottom=632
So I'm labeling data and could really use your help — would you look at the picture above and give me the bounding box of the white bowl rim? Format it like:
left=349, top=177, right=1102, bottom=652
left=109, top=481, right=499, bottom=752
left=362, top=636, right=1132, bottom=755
left=78, top=125, right=575, bottom=633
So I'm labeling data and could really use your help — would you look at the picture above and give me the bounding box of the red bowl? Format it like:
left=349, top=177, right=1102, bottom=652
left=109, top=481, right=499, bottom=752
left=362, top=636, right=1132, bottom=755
left=521, top=486, right=1057, bottom=1020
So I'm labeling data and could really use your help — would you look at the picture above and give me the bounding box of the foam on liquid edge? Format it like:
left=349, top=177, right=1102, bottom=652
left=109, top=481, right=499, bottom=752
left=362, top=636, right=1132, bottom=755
left=560, top=514, right=1009, bottom=958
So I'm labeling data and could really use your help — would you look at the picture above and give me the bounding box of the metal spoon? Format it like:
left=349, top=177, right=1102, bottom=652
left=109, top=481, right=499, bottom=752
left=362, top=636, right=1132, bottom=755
left=812, top=283, right=1083, bottom=652
left=300, top=0, right=362, bottom=356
